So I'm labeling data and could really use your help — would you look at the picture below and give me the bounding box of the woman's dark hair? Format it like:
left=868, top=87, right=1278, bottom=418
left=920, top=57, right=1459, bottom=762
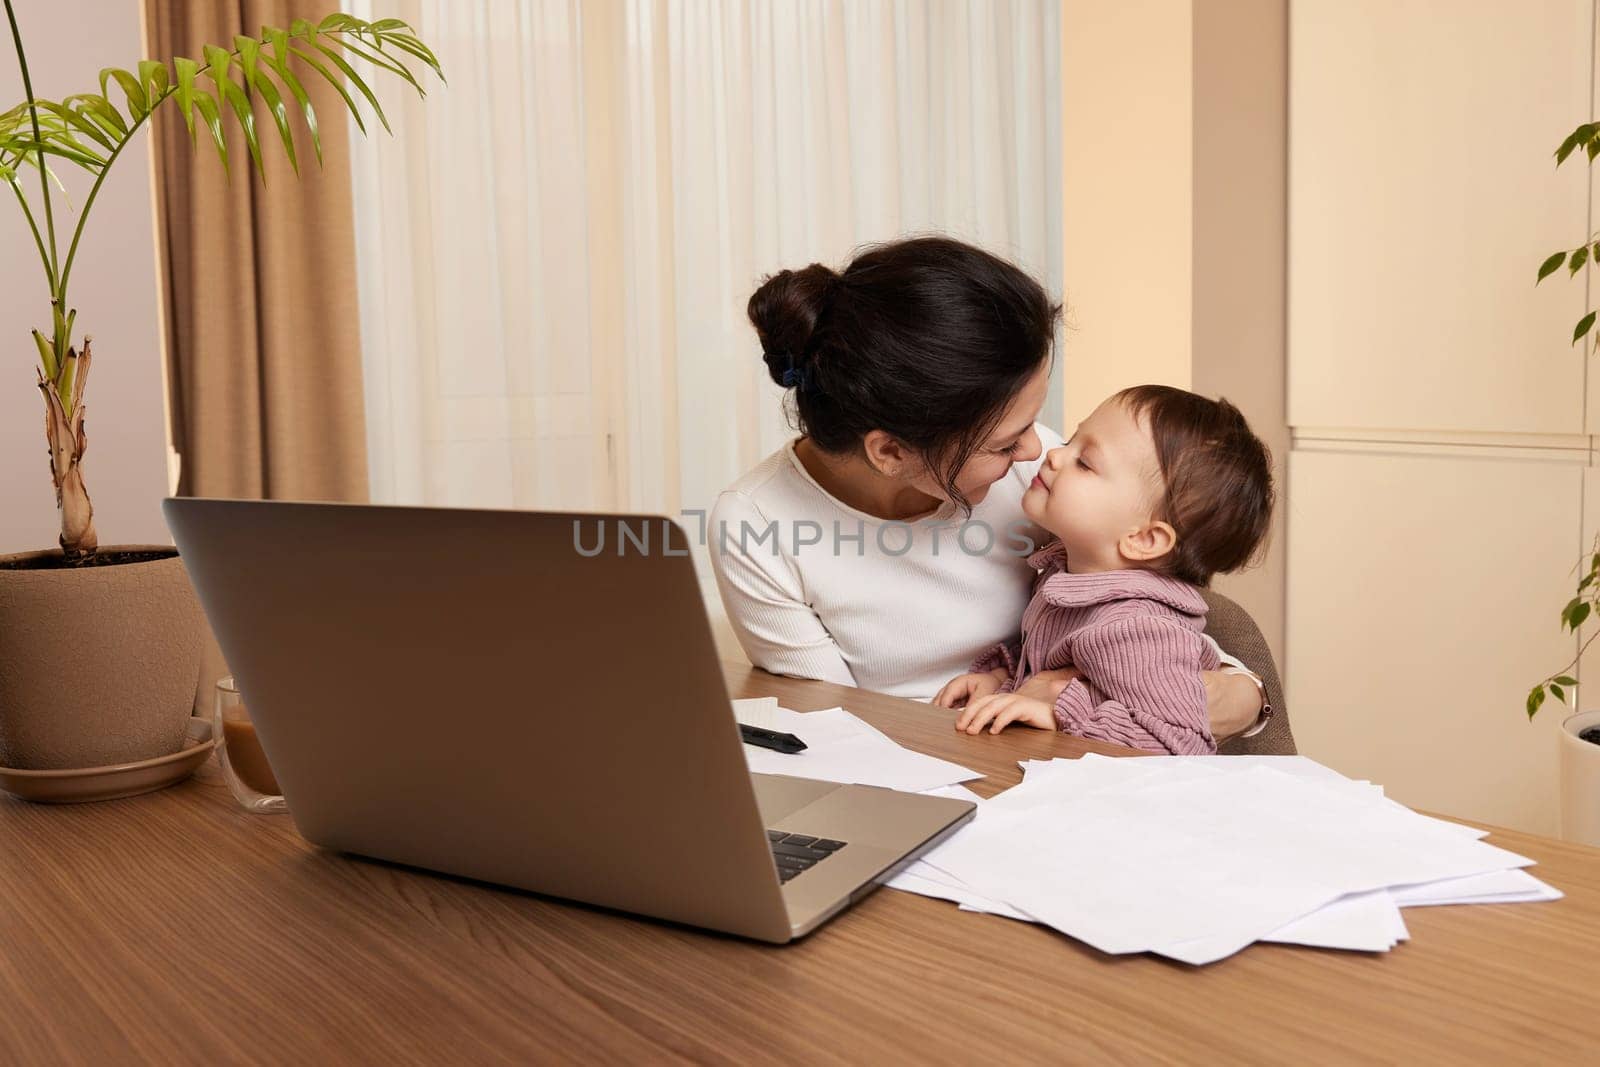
left=1115, top=385, right=1275, bottom=587
left=747, top=235, right=1061, bottom=511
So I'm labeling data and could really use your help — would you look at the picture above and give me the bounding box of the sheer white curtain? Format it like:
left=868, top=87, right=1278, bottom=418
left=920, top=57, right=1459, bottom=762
left=344, top=0, right=1062, bottom=519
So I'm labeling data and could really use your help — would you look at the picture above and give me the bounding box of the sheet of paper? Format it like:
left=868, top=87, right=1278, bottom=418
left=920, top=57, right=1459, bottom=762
left=1262, top=890, right=1407, bottom=951
left=731, top=697, right=779, bottom=729
left=891, top=871, right=1036, bottom=922
left=919, top=784, right=984, bottom=804
left=742, top=706, right=982, bottom=793
left=1389, top=869, right=1563, bottom=907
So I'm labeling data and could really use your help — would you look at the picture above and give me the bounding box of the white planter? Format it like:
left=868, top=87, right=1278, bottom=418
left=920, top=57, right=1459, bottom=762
left=1559, top=711, right=1600, bottom=847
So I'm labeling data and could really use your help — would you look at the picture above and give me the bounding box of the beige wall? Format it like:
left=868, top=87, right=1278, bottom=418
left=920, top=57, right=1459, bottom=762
left=0, top=0, right=169, bottom=554
left=1287, top=0, right=1592, bottom=835
left=1061, top=0, right=1289, bottom=666
left=1060, top=0, right=1194, bottom=432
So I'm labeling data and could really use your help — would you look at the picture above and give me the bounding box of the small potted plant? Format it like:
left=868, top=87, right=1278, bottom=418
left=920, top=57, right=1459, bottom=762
left=0, top=8, right=439, bottom=774
left=1531, top=118, right=1600, bottom=845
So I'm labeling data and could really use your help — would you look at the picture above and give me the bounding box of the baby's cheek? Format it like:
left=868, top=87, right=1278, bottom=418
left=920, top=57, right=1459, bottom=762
left=1045, top=485, right=1079, bottom=528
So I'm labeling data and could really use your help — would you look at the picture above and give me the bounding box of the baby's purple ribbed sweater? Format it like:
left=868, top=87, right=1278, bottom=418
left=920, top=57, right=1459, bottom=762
left=973, top=542, right=1219, bottom=755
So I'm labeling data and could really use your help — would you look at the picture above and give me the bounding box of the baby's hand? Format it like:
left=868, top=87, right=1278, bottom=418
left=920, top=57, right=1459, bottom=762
left=933, top=669, right=1007, bottom=710
left=955, top=693, right=1056, bottom=735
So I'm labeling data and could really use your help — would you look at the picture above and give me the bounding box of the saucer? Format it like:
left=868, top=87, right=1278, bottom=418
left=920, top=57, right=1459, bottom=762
left=0, top=717, right=216, bottom=804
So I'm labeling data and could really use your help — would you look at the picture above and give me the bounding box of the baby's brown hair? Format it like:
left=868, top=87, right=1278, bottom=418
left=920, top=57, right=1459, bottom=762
left=1115, top=385, right=1274, bottom=587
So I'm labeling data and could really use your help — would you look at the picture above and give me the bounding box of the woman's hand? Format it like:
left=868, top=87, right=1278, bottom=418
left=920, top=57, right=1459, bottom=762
left=1013, top=667, right=1079, bottom=705
left=955, top=693, right=1056, bottom=734
left=1203, top=669, right=1264, bottom=741
left=933, top=668, right=1008, bottom=709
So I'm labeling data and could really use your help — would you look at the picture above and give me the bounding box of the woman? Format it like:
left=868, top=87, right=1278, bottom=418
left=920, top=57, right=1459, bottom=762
left=709, top=236, right=1265, bottom=736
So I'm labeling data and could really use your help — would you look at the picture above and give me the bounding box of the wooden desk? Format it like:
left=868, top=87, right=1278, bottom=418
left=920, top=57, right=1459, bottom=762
left=2, top=663, right=1596, bottom=1063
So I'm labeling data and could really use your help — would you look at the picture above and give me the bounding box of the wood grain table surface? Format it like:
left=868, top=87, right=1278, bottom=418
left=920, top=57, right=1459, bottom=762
left=1, top=661, right=1596, bottom=1065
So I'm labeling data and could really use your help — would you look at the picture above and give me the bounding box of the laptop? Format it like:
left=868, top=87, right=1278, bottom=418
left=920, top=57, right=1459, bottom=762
left=164, top=499, right=976, bottom=943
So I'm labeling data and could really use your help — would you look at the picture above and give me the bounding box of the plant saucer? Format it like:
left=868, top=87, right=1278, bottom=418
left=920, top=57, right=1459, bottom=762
left=0, top=716, right=215, bottom=804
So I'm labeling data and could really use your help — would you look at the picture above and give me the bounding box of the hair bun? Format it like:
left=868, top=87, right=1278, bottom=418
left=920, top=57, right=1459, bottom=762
left=747, top=263, right=840, bottom=387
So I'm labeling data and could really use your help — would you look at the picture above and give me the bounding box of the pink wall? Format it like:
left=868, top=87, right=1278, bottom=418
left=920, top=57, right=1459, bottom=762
left=1, top=0, right=170, bottom=554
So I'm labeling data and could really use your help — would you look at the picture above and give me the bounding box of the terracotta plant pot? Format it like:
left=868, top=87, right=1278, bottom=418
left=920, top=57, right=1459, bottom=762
left=1559, top=710, right=1600, bottom=848
left=0, top=545, right=206, bottom=770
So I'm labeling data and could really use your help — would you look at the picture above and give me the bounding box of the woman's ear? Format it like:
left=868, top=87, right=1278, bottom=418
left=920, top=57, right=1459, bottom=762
left=862, top=430, right=910, bottom=477
left=1119, top=520, right=1177, bottom=564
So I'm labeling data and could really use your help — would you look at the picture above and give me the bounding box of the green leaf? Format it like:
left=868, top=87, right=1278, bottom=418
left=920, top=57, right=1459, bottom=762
left=99, top=66, right=148, bottom=121
left=264, top=28, right=321, bottom=164
left=332, top=35, right=425, bottom=96
left=37, top=101, right=114, bottom=151
left=1558, top=129, right=1582, bottom=164
left=203, top=44, right=265, bottom=182
left=137, top=59, right=170, bottom=100
left=1528, top=686, right=1547, bottom=720
left=1572, top=602, right=1592, bottom=630
left=55, top=345, right=77, bottom=407
left=1555, top=675, right=1579, bottom=686
left=1572, top=246, right=1590, bottom=275
left=1588, top=138, right=1600, bottom=162
left=1555, top=123, right=1597, bottom=164
left=1539, top=250, right=1567, bottom=283
left=376, top=31, right=444, bottom=81
left=31, top=328, right=57, bottom=381
left=64, top=93, right=128, bottom=137
left=284, top=45, right=364, bottom=137
left=13, top=136, right=104, bottom=169
left=235, top=34, right=262, bottom=91
left=1552, top=683, right=1567, bottom=702
left=1, top=97, right=112, bottom=181
left=173, top=58, right=200, bottom=143
left=300, top=43, right=390, bottom=134
left=190, top=89, right=228, bottom=173
left=1573, top=312, right=1595, bottom=345
left=236, top=35, right=297, bottom=175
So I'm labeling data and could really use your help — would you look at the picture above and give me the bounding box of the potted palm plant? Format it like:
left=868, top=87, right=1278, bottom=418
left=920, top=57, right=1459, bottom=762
left=1531, top=119, right=1600, bottom=846
left=0, top=7, right=439, bottom=773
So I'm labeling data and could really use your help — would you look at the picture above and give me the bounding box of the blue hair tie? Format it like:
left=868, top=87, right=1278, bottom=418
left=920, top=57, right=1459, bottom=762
left=768, top=350, right=812, bottom=392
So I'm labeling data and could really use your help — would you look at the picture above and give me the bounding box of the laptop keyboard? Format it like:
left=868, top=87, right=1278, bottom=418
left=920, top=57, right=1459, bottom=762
left=766, top=830, right=848, bottom=883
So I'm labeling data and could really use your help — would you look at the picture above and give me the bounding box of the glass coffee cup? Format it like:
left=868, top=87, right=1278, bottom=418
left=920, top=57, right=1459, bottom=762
left=214, top=676, right=286, bottom=812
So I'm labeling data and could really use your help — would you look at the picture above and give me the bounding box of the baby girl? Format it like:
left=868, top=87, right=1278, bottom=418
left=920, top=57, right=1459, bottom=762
left=933, top=385, right=1274, bottom=754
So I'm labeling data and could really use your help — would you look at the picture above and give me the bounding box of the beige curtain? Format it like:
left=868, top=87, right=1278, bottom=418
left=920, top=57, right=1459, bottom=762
left=148, top=0, right=368, bottom=501
left=344, top=0, right=1063, bottom=521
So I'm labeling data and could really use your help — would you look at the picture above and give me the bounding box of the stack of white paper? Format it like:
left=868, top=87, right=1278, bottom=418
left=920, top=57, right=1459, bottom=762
left=740, top=705, right=982, bottom=794
left=888, top=754, right=1561, bottom=965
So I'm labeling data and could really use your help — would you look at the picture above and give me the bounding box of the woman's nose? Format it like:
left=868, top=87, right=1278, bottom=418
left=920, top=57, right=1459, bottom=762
left=1013, top=428, right=1044, bottom=463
